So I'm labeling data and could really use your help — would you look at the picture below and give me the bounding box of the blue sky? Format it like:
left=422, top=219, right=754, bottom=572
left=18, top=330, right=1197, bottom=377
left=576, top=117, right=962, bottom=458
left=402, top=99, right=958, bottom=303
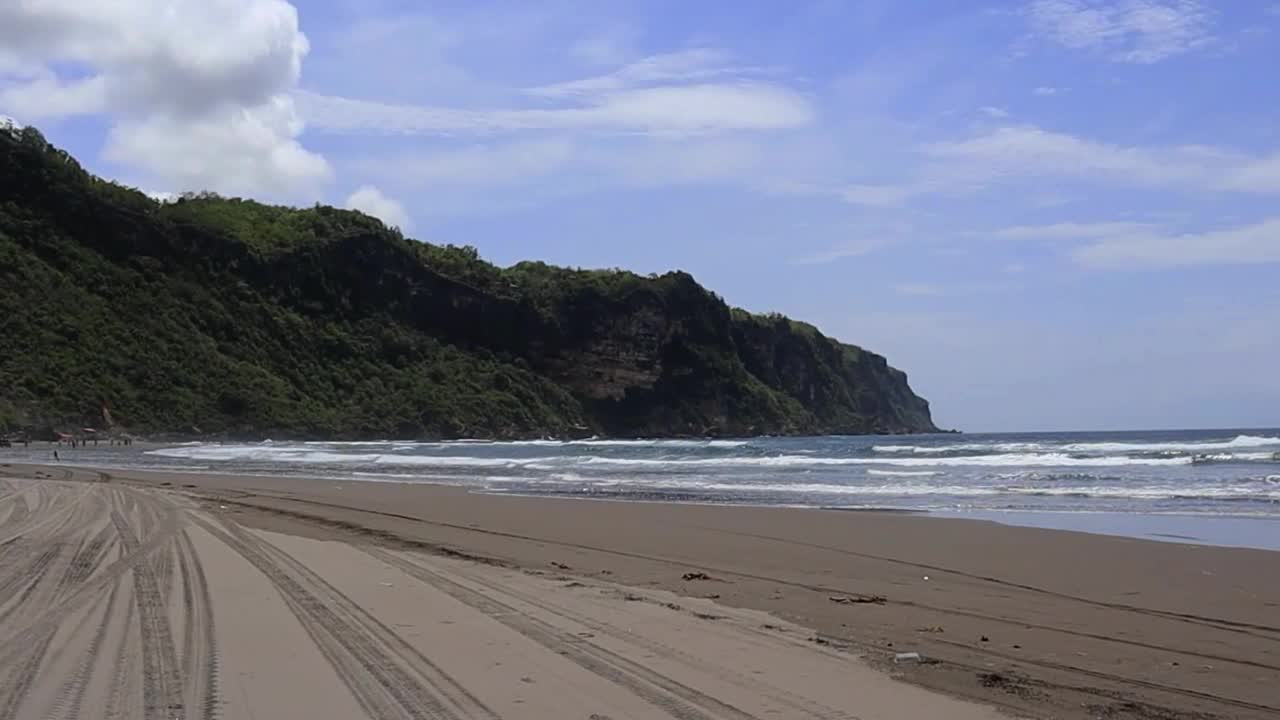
left=2, top=0, right=1279, bottom=431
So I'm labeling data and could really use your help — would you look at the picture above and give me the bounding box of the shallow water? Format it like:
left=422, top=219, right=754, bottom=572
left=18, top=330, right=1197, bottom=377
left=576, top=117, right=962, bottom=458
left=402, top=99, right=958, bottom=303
left=951, top=509, right=1280, bottom=551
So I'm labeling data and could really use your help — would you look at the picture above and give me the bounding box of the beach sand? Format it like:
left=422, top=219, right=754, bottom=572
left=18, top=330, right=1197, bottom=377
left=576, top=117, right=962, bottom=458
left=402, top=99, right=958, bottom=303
left=2, top=463, right=1277, bottom=719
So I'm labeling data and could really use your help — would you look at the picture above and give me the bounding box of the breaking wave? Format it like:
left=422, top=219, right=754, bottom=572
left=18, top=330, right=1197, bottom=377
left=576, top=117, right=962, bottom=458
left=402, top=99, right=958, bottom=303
left=132, top=431, right=1280, bottom=516
left=875, top=434, right=1280, bottom=456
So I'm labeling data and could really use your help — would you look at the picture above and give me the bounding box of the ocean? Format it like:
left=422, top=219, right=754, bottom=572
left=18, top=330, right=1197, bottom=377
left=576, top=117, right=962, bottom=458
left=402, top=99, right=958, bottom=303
left=9, top=428, right=1280, bottom=548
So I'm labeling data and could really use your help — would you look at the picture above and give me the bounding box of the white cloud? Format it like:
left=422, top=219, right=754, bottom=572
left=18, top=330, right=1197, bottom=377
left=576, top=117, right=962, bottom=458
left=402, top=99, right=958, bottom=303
left=345, top=185, right=411, bottom=230
left=298, top=82, right=812, bottom=137
left=983, top=218, right=1280, bottom=268
left=924, top=126, right=1213, bottom=186
left=297, top=48, right=810, bottom=139
left=1224, top=152, right=1280, bottom=194
left=525, top=49, right=763, bottom=99
left=103, top=96, right=330, bottom=197
left=1032, top=86, right=1060, bottom=96
left=1073, top=217, right=1280, bottom=268
left=979, top=106, right=1010, bottom=118
left=0, top=0, right=329, bottom=197
left=1025, top=0, right=1214, bottom=63
left=790, top=238, right=886, bottom=265
left=987, top=221, right=1158, bottom=239
left=921, top=125, right=1280, bottom=194
left=767, top=124, right=1280, bottom=211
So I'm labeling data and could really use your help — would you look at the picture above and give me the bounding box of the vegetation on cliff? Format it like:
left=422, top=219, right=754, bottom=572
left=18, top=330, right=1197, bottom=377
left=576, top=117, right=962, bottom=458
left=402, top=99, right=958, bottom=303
left=0, top=124, right=938, bottom=438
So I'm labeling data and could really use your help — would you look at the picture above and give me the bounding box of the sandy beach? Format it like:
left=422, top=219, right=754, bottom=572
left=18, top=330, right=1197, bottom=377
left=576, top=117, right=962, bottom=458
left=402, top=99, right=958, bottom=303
left=1, top=464, right=1277, bottom=719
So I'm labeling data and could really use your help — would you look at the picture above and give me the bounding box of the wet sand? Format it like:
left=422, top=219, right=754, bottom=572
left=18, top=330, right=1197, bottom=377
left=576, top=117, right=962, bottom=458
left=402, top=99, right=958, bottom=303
left=3, top=463, right=1278, bottom=719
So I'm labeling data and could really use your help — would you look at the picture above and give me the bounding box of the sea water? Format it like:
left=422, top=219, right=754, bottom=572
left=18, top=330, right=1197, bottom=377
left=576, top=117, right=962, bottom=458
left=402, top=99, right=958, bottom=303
left=9, top=429, right=1280, bottom=548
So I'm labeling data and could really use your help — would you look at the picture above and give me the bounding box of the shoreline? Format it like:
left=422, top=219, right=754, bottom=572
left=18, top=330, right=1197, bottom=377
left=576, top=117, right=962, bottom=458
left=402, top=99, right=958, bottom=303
left=26, top=456, right=1280, bottom=552
left=5, top=462, right=1277, bottom=719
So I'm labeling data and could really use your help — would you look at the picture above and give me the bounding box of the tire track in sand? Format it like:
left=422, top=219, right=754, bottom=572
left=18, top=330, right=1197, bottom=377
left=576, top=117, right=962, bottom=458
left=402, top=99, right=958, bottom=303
left=191, top=515, right=496, bottom=720
left=359, top=546, right=765, bottom=720
left=0, top=628, right=55, bottom=720
left=174, top=529, right=219, bottom=720
left=43, top=582, right=122, bottom=720
left=112, top=510, right=183, bottom=720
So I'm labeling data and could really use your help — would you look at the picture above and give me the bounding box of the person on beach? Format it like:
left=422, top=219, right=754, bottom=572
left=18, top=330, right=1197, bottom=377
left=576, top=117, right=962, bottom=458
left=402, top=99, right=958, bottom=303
left=53, top=450, right=59, bottom=462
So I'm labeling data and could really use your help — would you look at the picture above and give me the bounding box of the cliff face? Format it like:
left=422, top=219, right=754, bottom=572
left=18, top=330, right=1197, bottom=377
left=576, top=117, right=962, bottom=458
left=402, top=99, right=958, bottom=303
left=0, top=125, right=939, bottom=438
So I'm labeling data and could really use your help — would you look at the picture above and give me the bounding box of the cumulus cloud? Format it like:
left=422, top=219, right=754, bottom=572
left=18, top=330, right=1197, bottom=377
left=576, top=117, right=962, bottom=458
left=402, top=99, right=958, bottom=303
left=103, top=97, right=330, bottom=197
left=0, top=0, right=329, bottom=198
left=345, top=185, right=411, bottom=230
left=1025, top=0, right=1214, bottom=63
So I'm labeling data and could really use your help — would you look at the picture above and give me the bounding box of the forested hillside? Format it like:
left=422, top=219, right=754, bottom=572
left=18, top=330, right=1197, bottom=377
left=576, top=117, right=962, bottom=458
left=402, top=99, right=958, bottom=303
left=0, top=124, right=938, bottom=439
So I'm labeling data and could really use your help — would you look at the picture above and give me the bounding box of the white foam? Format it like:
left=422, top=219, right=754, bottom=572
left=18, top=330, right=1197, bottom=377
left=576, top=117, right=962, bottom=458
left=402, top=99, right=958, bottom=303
left=574, top=453, right=1194, bottom=468
left=627, top=480, right=1003, bottom=496
left=1003, top=485, right=1280, bottom=500
left=150, top=444, right=1198, bottom=469
left=304, top=438, right=749, bottom=449
left=866, top=469, right=944, bottom=477
left=1193, top=452, right=1276, bottom=462
left=874, top=442, right=1042, bottom=454
left=875, top=434, right=1280, bottom=456
left=373, top=455, right=544, bottom=467
left=1060, top=435, right=1280, bottom=453
left=148, top=446, right=380, bottom=463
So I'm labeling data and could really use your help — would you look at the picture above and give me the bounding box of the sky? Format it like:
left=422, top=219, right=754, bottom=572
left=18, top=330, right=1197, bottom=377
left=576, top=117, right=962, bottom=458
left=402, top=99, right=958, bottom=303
left=1, top=0, right=1278, bottom=432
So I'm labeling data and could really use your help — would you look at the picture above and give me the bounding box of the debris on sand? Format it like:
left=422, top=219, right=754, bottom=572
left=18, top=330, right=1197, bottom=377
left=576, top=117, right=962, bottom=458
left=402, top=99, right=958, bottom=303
left=682, top=571, right=711, bottom=581
left=829, top=595, right=886, bottom=605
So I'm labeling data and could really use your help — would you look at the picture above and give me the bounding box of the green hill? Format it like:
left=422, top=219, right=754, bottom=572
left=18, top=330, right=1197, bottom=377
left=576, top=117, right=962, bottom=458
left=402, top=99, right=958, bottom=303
left=0, top=124, right=938, bottom=439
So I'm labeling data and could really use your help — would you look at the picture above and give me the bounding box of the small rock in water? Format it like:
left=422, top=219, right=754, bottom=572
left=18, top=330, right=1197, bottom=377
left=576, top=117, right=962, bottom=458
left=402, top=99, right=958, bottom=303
left=682, top=571, right=711, bottom=581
